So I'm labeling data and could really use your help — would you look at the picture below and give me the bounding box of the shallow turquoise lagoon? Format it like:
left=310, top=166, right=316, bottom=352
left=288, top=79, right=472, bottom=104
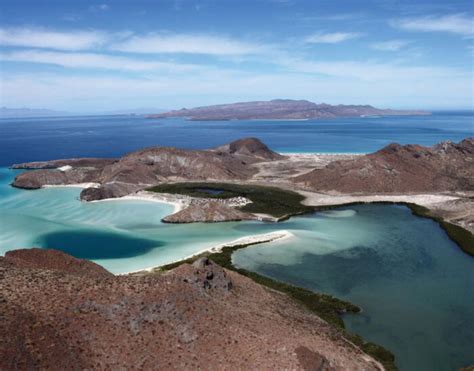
left=0, top=168, right=281, bottom=273
left=1, top=167, right=473, bottom=370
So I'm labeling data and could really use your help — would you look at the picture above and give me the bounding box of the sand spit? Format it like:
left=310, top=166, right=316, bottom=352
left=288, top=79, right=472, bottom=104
left=124, top=230, right=294, bottom=275
left=42, top=182, right=100, bottom=189
left=299, top=191, right=460, bottom=208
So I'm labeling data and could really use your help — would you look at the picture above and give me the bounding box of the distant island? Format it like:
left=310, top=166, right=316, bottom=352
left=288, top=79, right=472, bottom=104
left=147, top=99, right=430, bottom=121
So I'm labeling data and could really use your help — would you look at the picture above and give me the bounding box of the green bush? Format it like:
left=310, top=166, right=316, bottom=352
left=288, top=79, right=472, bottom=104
left=148, top=182, right=314, bottom=218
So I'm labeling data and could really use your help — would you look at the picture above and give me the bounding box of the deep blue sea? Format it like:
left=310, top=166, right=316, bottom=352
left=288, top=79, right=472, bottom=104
left=0, top=111, right=472, bottom=166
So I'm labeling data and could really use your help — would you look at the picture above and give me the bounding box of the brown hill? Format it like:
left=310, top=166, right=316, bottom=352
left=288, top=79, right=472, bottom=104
left=0, top=249, right=382, bottom=370
left=148, top=99, right=429, bottom=121
left=162, top=202, right=257, bottom=223
left=12, top=138, right=282, bottom=200
left=0, top=248, right=112, bottom=278
left=294, top=138, right=474, bottom=193
left=213, top=136, right=283, bottom=160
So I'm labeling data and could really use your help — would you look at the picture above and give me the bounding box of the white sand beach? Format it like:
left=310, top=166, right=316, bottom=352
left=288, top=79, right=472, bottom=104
left=124, top=230, right=294, bottom=275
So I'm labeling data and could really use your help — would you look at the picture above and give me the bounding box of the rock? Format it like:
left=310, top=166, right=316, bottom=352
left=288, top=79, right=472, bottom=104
left=192, top=257, right=211, bottom=269
left=295, top=346, right=334, bottom=371
left=12, top=168, right=101, bottom=189
left=80, top=183, right=142, bottom=201
left=11, top=158, right=116, bottom=170
left=188, top=257, right=232, bottom=292
left=214, top=137, right=284, bottom=160
left=162, top=202, right=257, bottom=223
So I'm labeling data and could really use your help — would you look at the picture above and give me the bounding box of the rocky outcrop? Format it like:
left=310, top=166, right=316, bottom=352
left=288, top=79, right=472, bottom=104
left=11, top=158, right=114, bottom=190
left=80, top=182, right=142, bottom=201
left=213, top=137, right=284, bottom=161
left=11, top=158, right=116, bottom=170
left=295, top=138, right=474, bottom=193
left=12, top=168, right=101, bottom=189
left=162, top=202, right=257, bottom=223
left=148, top=99, right=429, bottom=121
left=0, top=249, right=382, bottom=370
left=11, top=138, right=281, bottom=200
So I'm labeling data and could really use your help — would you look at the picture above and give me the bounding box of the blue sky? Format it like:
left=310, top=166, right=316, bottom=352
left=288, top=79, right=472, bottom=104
left=0, top=0, right=473, bottom=112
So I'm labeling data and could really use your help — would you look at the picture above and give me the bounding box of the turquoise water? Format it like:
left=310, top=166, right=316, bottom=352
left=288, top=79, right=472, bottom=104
left=0, top=168, right=274, bottom=273
left=1, top=166, right=473, bottom=370
left=232, top=205, right=474, bottom=371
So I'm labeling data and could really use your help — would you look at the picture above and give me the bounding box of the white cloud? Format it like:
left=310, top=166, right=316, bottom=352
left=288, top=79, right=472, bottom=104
left=111, top=33, right=266, bottom=55
left=0, top=27, right=267, bottom=56
left=276, top=57, right=466, bottom=82
left=89, top=4, right=110, bottom=12
left=2, top=68, right=471, bottom=111
left=0, top=27, right=107, bottom=51
left=392, top=14, right=474, bottom=37
left=369, top=40, right=411, bottom=51
left=305, top=32, right=364, bottom=44
left=1, top=50, right=201, bottom=72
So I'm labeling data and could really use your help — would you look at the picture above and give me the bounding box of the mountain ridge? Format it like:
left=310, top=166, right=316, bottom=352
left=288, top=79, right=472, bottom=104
left=148, top=99, right=430, bottom=121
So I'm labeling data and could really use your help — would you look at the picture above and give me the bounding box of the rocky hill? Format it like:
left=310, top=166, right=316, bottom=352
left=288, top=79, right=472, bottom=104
left=162, top=202, right=257, bottom=223
left=11, top=158, right=116, bottom=170
left=0, top=249, right=382, bottom=370
left=295, top=138, right=474, bottom=193
left=12, top=138, right=283, bottom=200
left=148, top=99, right=429, bottom=121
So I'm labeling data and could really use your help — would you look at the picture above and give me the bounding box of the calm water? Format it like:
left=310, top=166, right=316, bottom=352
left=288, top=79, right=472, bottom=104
left=0, top=168, right=268, bottom=273
left=232, top=205, right=474, bottom=371
left=1, top=113, right=473, bottom=370
left=0, top=112, right=473, bottom=166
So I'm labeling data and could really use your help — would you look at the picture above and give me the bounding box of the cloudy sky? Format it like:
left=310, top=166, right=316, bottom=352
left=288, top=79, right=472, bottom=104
left=0, top=0, right=473, bottom=112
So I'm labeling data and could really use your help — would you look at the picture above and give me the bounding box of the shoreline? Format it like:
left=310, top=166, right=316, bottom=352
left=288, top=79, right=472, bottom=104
left=42, top=182, right=100, bottom=189
left=299, top=191, right=459, bottom=208
left=123, top=230, right=294, bottom=275
left=279, top=152, right=366, bottom=156
left=91, top=191, right=189, bottom=213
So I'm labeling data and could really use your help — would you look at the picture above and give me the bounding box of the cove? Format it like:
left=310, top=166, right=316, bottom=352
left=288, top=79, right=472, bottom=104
left=232, top=204, right=474, bottom=371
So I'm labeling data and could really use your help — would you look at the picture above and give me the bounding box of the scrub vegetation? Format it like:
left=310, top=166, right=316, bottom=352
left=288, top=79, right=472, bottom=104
left=405, top=203, right=474, bottom=257
left=148, top=182, right=314, bottom=219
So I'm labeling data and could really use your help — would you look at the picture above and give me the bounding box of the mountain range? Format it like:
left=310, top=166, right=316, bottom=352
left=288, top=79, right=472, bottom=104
left=148, top=99, right=430, bottom=121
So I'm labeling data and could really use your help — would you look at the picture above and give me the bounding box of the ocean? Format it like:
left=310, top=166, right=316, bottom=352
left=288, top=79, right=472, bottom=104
left=0, top=111, right=473, bottom=166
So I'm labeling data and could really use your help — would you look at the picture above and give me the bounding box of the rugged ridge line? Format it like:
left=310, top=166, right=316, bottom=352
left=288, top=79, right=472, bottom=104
left=294, top=138, right=474, bottom=193
left=148, top=99, right=429, bottom=121
left=11, top=137, right=282, bottom=199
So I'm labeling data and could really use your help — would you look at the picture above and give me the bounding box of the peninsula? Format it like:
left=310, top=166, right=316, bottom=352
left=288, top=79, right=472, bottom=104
left=147, top=99, right=429, bottom=121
